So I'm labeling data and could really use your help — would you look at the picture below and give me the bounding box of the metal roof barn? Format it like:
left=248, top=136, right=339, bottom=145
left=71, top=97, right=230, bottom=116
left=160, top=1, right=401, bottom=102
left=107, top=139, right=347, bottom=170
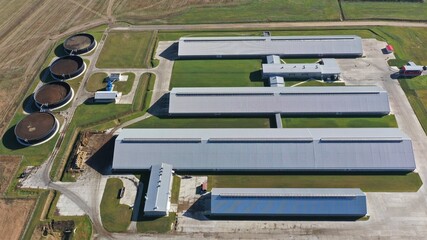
left=144, top=163, right=174, bottom=216
left=211, top=188, right=367, bottom=217
left=112, top=128, right=416, bottom=172
left=169, top=86, right=390, bottom=116
left=262, top=58, right=341, bottom=80
left=178, top=35, right=363, bottom=58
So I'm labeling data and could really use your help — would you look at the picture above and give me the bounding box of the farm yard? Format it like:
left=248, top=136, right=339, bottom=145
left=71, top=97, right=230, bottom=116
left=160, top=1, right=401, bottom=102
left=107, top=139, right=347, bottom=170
left=0, top=0, right=425, bottom=239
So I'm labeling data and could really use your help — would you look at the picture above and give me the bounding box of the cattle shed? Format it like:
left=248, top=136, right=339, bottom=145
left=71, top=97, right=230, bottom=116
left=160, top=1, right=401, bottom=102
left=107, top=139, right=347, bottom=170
left=144, top=163, right=174, bottom=217
left=210, top=188, right=367, bottom=217
left=112, top=128, right=416, bottom=172
left=178, top=35, right=363, bottom=59
left=168, top=86, right=390, bottom=116
left=262, top=58, right=341, bottom=80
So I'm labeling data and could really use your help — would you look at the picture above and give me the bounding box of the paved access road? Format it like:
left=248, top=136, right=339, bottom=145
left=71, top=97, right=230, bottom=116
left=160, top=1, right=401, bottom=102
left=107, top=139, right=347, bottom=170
left=112, top=20, right=427, bottom=32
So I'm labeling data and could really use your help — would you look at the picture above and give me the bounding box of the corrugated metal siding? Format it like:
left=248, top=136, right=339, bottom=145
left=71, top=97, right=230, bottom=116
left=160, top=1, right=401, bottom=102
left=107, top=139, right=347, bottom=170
left=211, top=188, right=367, bottom=216
left=144, top=163, right=173, bottom=215
left=112, top=128, right=416, bottom=171
left=178, top=36, right=363, bottom=58
left=169, top=87, right=390, bottom=115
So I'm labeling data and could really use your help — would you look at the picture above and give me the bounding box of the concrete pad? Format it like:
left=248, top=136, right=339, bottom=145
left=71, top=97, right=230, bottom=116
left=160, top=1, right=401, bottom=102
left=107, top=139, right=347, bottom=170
left=56, top=194, right=85, bottom=216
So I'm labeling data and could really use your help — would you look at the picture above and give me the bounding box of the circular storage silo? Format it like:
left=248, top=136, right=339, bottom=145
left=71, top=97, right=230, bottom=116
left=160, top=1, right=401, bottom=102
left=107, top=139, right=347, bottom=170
left=34, top=81, right=74, bottom=110
left=63, top=33, right=96, bottom=55
left=49, top=55, right=85, bottom=80
left=14, top=112, right=59, bottom=146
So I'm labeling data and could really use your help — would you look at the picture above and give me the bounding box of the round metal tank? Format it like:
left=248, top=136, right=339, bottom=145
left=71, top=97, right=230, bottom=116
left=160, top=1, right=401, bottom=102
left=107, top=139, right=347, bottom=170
left=63, top=33, right=96, bottom=55
left=14, top=112, right=59, bottom=145
left=34, top=81, right=73, bottom=110
left=49, top=55, right=85, bottom=80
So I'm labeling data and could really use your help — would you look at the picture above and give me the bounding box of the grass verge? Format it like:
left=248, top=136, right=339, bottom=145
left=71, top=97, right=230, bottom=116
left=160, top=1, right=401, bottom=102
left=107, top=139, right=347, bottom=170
left=282, top=115, right=398, bottom=128
left=208, top=173, right=423, bottom=192
left=136, top=212, right=176, bottom=234
left=171, top=59, right=264, bottom=88
left=100, top=178, right=132, bottom=232
left=399, top=76, right=427, bottom=134
left=96, top=31, right=154, bottom=68
left=127, top=116, right=271, bottom=128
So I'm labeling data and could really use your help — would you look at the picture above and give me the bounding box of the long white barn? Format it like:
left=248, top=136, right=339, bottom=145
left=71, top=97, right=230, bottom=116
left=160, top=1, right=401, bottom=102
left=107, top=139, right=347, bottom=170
left=168, top=86, right=390, bottom=116
left=112, top=128, right=416, bottom=172
left=178, top=35, right=363, bottom=58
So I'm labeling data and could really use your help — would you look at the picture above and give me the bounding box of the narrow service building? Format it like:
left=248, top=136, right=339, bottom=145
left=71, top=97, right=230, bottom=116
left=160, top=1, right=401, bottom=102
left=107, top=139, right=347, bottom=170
left=211, top=188, right=367, bottom=218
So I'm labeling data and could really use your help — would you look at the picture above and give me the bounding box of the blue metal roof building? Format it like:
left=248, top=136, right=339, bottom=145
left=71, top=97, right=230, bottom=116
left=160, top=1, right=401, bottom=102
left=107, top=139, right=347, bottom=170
left=211, top=188, right=367, bottom=217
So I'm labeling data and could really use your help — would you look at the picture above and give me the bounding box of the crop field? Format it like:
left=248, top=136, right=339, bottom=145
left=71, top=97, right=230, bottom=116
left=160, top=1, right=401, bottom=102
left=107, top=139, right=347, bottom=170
left=114, top=0, right=340, bottom=24
left=399, top=76, right=427, bottom=134
left=0, top=156, right=21, bottom=193
left=342, top=1, right=427, bottom=21
left=171, top=59, right=264, bottom=88
left=208, top=173, right=423, bottom=192
left=96, top=31, right=154, bottom=68
left=0, top=198, right=36, bottom=240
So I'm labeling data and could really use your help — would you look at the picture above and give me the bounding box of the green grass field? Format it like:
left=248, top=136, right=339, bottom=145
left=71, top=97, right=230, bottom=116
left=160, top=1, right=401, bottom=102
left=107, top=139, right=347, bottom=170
left=171, top=59, right=264, bottom=88
left=100, top=178, right=132, bottom=232
left=399, top=76, right=427, bottom=134
left=127, top=116, right=271, bottom=128
left=171, top=176, right=181, bottom=204
left=208, top=173, right=422, bottom=192
left=96, top=31, right=154, bottom=68
left=342, top=1, right=427, bottom=21
left=282, top=115, right=397, bottom=128
left=136, top=213, right=176, bottom=233
left=86, top=73, right=107, bottom=92
left=374, top=27, right=427, bottom=66
left=114, top=73, right=136, bottom=95
left=116, top=0, right=340, bottom=24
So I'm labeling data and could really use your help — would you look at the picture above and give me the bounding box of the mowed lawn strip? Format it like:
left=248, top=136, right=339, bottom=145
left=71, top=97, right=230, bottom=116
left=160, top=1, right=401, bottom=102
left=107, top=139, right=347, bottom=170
left=170, top=59, right=264, bottom=88
left=282, top=115, right=398, bottom=128
left=171, top=176, right=181, bottom=204
left=399, top=76, right=427, bottom=134
left=115, top=72, right=136, bottom=95
left=97, top=31, right=153, bottom=68
left=136, top=212, right=176, bottom=233
left=100, top=178, right=132, bottom=232
left=167, top=0, right=340, bottom=23
left=117, top=0, right=340, bottom=24
left=208, top=173, right=422, bottom=192
left=86, top=72, right=108, bottom=92
left=127, top=116, right=271, bottom=128
left=342, top=1, right=427, bottom=21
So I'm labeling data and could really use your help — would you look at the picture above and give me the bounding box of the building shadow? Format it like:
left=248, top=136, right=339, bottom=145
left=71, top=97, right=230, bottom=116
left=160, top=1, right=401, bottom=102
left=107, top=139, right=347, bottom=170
left=85, top=136, right=115, bottom=175
left=22, top=93, right=39, bottom=114
left=54, top=44, right=68, bottom=57
left=206, top=215, right=362, bottom=222
left=2, top=125, right=26, bottom=150
left=147, top=93, right=170, bottom=117
left=39, top=67, right=57, bottom=83
left=182, top=193, right=211, bottom=221
left=249, top=70, right=267, bottom=86
left=159, top=42, right=179, bottom=61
